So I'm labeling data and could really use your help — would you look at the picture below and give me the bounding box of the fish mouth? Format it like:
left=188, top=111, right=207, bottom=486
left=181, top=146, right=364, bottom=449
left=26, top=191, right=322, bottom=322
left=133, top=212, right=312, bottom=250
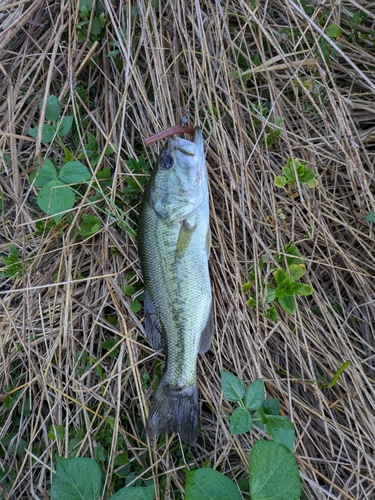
left=168, top=127, right=204, bottom=159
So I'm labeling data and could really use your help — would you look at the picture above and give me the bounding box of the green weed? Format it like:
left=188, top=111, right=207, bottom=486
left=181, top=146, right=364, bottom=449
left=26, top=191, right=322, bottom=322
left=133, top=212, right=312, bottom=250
left=274, top=158, right=317, bottom=189
left=0, top=244, right=32, bottom=280
left=243, top=244, right=313, bottom=318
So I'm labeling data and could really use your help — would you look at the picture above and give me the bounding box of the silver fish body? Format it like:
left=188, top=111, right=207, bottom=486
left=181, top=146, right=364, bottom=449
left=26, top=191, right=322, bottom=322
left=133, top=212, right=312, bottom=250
left=138, top=128, right=213, bottom=444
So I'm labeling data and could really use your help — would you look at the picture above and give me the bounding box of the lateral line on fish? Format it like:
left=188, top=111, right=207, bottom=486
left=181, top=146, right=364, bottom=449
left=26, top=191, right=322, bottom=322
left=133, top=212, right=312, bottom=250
left=144, top=126, right=195, bottom=146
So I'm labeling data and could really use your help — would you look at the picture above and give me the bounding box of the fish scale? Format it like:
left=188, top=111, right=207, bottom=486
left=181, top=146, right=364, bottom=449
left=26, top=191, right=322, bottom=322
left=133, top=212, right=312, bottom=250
left=138, top=127, right=214, bottom=444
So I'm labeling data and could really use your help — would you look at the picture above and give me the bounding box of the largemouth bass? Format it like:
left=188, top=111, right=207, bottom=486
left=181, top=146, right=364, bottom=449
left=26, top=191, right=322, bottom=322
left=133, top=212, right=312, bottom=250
left=138, top=127, right=213, bottom=445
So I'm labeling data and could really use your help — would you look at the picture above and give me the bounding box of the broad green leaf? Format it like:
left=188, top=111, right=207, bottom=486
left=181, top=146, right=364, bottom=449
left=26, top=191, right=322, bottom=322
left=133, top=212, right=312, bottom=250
left=291, top=283, right=312, bottom=296
left=51, top=456, right=101, bottom=500
left=266, top=416, right=295, bottom=453
left=97, top=167, right=112, bottom=179
left=365, top=210, right=375, bottom=223
left=41, top=95, right=62, bottom=121
left=123, top=285, right=135, bottom=297
left=58, top=116, right=74, bottom=136
left=130, top=299, right=142, bottom=313
left=274, top=175, right=287, bottom=188
left=262, top=398, right=280, bottom=416
left=274, top=269, right=288, bottom=286
left=48, top=425, right=65, bottom=440
left=282, top=166, right=296, bottom=182
left=288, top=264, right=306, bottom=281
left=299, top=169, right=315, bottom=184
left=274, top=286, right=287, bottom=298
left=221, top=371, right=245, bottom=402
left=91, top=16, right=102, bottom=35
left=108, top=485, right=155, bottom=500
left=76, top=214, right=102, bottom=237
left=27, top=124, right=56, bottom=143
left=278, top=295, right=296, bottom=315
left=29, top=159, right=58, bottom=187
left=244, top=379, right=265, bottom=410
left=230, top=407, right=252, bottom=435
left=80, top=0, right=92, bottom=12
left=185, top=468, right=242, bottom=500
left=37, top=180, right=75, bottom=223
left=307, top=177, right=318, bottom=188
left=59, top=161, right=92, bottom=184
left=249, top=440, right=301, bottom=500
left=266, top=288, right=276, bottom=304
left=325, top=23, right=342, bottom=38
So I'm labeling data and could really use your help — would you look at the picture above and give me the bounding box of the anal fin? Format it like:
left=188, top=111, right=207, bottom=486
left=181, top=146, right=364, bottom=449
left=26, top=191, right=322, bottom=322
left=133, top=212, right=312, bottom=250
left=144, top=291, right=164, bottom=351
left=198, top=303, right=214, bottom=354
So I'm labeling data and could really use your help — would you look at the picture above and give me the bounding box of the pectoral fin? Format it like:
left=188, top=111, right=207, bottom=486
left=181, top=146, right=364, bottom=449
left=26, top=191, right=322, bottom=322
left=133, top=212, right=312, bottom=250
left=175, top=221, right=196, bottom=259
left=144, top=291, right=164, bottom=351
left=198, top=304, right=214, bottom=353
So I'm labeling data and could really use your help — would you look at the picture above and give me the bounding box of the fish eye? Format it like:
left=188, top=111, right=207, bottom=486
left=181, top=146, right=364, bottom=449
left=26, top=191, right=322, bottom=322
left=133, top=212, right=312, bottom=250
left=160, top=154, right=173, bottom=170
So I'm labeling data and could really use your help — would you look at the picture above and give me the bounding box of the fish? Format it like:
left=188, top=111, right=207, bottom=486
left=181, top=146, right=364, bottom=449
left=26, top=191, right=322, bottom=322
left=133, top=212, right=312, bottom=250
left=138, top=127, right=214, bottom=445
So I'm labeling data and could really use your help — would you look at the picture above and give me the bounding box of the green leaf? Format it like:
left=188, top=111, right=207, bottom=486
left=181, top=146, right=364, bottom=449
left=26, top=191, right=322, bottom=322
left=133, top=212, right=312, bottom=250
left=29, top=159, right=58, bottom=187
left=274, top=175, right=287, bottom=188
left=41, top=95, right=62, bottom=121
left=244, top=379, right=265, bottom=410
left=123, top=285, right=135, bottom=297
left=59, top=161, right=92, bottom=184
left=108, top=485, right=155, bottom=500
left=278, top=295, right=296, bottom=315
left=266, top=416, right=295, bottom=453
left=76, top=214, right=102, bottom=237
left=58, top=116, right=74, bottom=136
left=249, top=440, right=301, bottom=500
left=262, top=398, right=280, bottom=416
left=274, top=269, right=288, bottom=286
left=282, top=166, right=296, bottom=182
left=51, top=456, right=102, bottom=500
left=130, top=299, right=142, bottom=313
left=185, top=468, right=242, bottom=500
left=299, top=168, right=315, bottom=184
left=48, top=425, right=65, bottom=440
left=80, top=0, right=92, bottom=12
left=230, top=407, right=252, bottom=435
left=27, top=124, right=56, bottom=143
left=325, top=23, right=342, bottom=38
left=274, top=286, right=286, bottom=299
left=37, top=180, right=75, bottom=223
left=266, top=306, right=278, bottom=322
left=221, top=371, right=245, bottom=402
left=91, top=16, right=102, bottom=35
left=364, top=210, right=375, bottom=223
left=288, top=264, right=306, bottom=281
left=266, top=288, right=276, bottom=304
left=291, top=283, right=312, bottom=296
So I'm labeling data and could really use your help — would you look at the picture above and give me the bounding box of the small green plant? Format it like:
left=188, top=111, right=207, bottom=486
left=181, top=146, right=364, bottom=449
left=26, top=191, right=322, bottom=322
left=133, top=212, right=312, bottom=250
left=27, top=95, right=73, bottom=145
left=77, top=0, right=106, bottom=43
left=243, top=244, right=313, bottom=318
left=29, top=158, right=92, bottom=223
left=184, top=372, right=301, bottom=500
left=121, top=272, right=144, bottom=313
left=275, top=158, right=317, bottom=189
left=0, top=244, right=32, bottom=279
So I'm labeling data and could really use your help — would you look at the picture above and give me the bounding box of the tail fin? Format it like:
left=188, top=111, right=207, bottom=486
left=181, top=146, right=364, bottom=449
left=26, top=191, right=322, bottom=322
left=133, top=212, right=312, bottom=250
left=146, top=382, right=199, bottom=445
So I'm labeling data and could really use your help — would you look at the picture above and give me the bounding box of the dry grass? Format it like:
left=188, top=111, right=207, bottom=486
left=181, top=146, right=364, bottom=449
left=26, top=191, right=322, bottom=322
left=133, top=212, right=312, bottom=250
left=1, top=0, right=375, bottom=498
